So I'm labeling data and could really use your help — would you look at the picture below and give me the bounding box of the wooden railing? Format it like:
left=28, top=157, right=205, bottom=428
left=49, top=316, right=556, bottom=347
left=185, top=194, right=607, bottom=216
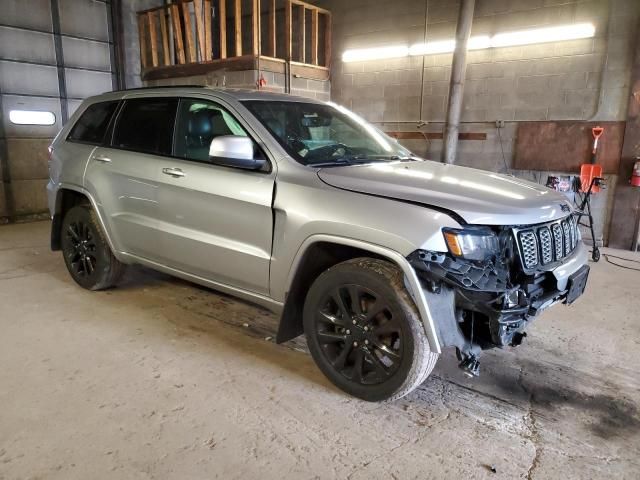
left=137, top=0, right=331, bottom=80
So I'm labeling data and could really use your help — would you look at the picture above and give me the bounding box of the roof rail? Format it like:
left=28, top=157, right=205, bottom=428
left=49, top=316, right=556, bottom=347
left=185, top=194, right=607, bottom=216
left=112, top=85, right=208, bottom=93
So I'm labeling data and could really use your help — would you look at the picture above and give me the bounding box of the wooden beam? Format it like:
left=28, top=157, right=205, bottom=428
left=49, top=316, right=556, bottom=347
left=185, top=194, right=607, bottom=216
left=299, top=5, right=305, bottom=63
left=137, top=14, right=149, bottom=69
left=219, top=0, right=227, bottom=59
left=310, top=9, right=318, bottom=65
left=159, top=8, right=171, bottom=65
left=234, top=0, right=241, bottom=56
left=193, top=0, right=206, bottom=62
left=252, top=0, right=260, bottom=56
left=268, top=0, right=276, bottom=57
left=181, top=1, right=196, bottom=63
left=386, top=131, right=487, bottom=141
left=142, top=54, right=331, bottom=81
left=323, top=12, right=331, bottom=68
left=204, top=0, right=212, bottom=60
left=147, top=11, right=159, bottom=67
left=170, top=4, right=186, bottom=64
left=284, top=0, right=291, bottom=61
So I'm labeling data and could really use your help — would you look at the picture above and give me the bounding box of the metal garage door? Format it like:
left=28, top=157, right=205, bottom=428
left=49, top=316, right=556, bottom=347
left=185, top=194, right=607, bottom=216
left=0, top=0, right=119, bottom=222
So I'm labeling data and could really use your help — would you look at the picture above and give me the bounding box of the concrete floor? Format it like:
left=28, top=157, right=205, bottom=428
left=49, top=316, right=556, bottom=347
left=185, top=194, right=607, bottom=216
left=1, top=221, right=639, bottom=480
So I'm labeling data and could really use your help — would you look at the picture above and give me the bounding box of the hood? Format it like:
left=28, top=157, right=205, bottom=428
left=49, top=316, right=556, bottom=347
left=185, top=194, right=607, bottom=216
left=318, top=160, right=573, bottom=225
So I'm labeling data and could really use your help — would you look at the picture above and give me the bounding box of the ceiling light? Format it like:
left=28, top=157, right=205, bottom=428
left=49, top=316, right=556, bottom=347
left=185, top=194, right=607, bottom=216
left=409, top=36, right=491, bottom=56
left=342, top=23, right=595, bottom=62
left=491, top=23, right=595, bottom=48
left=9, top=110, right=56, bottom=126
left=342, top=45, right=409, bottom=63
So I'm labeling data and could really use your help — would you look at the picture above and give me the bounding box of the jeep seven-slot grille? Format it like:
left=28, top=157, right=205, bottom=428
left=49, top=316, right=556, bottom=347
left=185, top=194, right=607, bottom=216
left=516, top=217, right=579, bottom=270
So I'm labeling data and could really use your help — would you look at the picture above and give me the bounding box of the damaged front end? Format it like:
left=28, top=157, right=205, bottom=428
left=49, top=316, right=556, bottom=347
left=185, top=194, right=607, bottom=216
left=408, top=219, right=588, bottom=377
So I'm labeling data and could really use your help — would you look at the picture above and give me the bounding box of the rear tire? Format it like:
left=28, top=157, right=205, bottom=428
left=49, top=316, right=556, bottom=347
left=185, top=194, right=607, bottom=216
left=60, top=205, right=125, bottom=290
left=303, top=258, right=438, bottom=402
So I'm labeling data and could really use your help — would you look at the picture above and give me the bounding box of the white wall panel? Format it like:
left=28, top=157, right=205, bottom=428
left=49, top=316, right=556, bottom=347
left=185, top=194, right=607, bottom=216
left=65, top=68, right=112, bottom=99
left=61, top=37, right=111, bottom=71
left=0, top=61, right=60, bottom=96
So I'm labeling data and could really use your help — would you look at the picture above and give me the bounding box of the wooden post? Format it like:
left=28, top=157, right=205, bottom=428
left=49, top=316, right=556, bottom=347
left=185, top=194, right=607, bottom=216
left=299, top=5, right=305, bottom=63
left=310, top=9, right=318, bottom=65
left=252, top=0, right=260, bottom=56
left=159, top=8, right=171, bottom=65
left=137, top=14, right=148, bottom=69
left=324, top=12, right=331, bottom=68
left=182, top=2, right=196, bottom=63
left=234, top=0, right=241, bottom=56
left=170, top=4, right=186, bottom=64
left=284, top=0, right=291, bottom=61
left=268, top=0, right=276, bottom=57
left=204, top=0, right=212, bottom=60
left=194, top=0, right=206, bottom=61
left=147, top=11, right=159, bottom=67
left=219, top=0, right=227, bottom=59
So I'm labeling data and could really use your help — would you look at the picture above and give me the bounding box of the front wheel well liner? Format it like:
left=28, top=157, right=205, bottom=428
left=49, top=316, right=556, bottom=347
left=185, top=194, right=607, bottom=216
left=276, top=242, right=388, bottom=343
left=51, top=188, right=91, bottom=250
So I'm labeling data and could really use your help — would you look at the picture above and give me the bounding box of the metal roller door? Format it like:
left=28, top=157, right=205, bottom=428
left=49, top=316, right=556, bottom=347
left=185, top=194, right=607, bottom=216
left=0, top=0, right=120, bottom=222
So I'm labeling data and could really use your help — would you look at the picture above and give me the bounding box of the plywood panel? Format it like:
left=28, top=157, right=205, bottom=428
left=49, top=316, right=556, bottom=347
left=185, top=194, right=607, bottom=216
left=514, top=121, right=625, bottom=174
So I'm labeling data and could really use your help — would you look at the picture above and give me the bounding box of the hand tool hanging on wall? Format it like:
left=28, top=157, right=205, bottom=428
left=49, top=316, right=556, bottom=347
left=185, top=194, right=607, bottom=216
left=580, top=126, right=604, bottom=193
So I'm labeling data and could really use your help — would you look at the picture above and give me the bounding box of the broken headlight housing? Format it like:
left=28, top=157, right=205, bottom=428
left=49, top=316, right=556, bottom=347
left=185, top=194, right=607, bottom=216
left=442, top=227, right=499, bottom=261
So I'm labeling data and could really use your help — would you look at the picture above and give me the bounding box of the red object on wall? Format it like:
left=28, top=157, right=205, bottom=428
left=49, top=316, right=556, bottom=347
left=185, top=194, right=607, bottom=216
left=631, top=161, right=640, bottom=187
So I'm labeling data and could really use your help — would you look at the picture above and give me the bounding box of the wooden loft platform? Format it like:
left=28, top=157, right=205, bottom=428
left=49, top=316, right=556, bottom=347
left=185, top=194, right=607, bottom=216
left=137, top=0, right=331, bottom=82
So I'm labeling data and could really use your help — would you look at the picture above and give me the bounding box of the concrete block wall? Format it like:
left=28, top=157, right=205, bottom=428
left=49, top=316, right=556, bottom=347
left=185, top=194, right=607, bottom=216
left=314, top=0, right=640, bottom=245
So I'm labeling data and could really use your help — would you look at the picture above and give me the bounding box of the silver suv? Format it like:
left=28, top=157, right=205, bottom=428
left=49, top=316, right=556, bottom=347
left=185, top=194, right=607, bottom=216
left=47, top=86, right=589, bottom=401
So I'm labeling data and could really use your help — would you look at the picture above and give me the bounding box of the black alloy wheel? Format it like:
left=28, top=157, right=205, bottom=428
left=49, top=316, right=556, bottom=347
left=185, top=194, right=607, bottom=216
left=314, top=284, right=403, bottom=385
left=61, top=205, right=125, bottom=290
left=303, top=258, right=438, bottom=402
left=65, top=219, right=98, bottom=278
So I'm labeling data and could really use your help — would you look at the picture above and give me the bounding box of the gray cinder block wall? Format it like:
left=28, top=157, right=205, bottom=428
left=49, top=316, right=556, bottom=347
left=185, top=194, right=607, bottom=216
left=315, top=0, right=639, bottom=246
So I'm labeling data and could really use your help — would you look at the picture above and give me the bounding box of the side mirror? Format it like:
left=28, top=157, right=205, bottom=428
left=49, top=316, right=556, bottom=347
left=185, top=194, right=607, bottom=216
left=208, top=135, right=267, bottom=171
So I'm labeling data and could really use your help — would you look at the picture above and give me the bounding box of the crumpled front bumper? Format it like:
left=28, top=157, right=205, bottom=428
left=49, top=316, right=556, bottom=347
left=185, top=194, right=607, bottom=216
left=407, top=241, right=590, bottom=350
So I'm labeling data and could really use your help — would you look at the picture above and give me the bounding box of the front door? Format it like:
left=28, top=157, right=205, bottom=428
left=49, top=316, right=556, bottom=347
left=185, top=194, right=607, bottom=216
left=154, top=97, right=275, bottom=295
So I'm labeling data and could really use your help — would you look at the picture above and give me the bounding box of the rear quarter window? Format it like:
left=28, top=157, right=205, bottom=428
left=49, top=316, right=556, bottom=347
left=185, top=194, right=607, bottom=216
left=67, top=101, right=119, bottom=145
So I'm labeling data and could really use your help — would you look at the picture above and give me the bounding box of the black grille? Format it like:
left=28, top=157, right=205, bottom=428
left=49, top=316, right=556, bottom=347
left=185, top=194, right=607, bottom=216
left=516, top=217, right=579, bottom=270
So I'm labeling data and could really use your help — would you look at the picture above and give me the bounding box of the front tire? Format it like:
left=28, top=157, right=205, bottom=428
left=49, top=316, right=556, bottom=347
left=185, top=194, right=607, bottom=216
left=303, top=258, right=438, bottom=402
left=60, top=205, right=125, bottom=290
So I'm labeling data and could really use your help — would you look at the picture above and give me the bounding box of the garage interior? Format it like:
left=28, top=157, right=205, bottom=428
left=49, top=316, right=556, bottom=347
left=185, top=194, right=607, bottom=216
left=1, top=0, right=640, bottom=478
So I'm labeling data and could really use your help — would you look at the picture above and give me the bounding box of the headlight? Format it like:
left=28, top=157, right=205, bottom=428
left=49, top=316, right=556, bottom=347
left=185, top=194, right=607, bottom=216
left=442, top=227, right=499, bottom=261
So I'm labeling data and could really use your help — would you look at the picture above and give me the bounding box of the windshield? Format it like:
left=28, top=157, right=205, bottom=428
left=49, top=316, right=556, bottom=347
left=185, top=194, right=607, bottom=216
left=242, top=100, right=413, bottom=167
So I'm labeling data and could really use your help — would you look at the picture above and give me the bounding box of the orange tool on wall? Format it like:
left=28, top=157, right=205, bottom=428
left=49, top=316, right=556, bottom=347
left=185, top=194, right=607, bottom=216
left=580, top=126, right=604, bottom=193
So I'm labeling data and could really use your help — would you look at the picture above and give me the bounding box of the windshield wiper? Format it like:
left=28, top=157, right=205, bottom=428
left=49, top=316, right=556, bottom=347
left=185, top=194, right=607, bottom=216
left=306, top=159, right=353, bottom=168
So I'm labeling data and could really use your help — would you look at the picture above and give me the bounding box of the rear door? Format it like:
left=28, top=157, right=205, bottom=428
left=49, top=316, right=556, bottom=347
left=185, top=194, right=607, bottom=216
left=84, top=96, right=178, bottom=259
left=153, top=96, right=275, bottom=295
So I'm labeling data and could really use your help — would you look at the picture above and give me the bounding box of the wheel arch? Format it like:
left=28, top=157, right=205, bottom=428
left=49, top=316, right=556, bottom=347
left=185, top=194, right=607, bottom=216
left=51, top=185, right=117, bottom=256
left=276, top=235, right=441, bottom=354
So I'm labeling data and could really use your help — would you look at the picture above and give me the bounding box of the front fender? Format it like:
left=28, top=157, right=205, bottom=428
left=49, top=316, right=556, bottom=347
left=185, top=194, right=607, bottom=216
left=283, top=234, right=441, bottom=354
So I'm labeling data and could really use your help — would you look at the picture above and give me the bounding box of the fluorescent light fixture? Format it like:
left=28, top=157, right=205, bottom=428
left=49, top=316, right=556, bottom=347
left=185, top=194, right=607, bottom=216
left=409, top=39, right=456, bottom=56
left=409, top=35, right=491, bottom=56
left=342, top=23, right=595, bottom=62
left=342, top=45, right=409, bottom=63
left=491, top=23, right=595, bottom=47
left=9, top=110, right=56, bottom=126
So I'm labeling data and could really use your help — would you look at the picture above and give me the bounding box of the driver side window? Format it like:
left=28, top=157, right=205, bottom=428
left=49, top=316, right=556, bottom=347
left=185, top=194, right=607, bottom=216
left=174, top=99, right=248, bottom=162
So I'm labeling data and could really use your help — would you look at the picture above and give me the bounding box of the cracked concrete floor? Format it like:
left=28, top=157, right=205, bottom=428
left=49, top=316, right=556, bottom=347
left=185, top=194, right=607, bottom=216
left=1, top=221, right=639, bottom=479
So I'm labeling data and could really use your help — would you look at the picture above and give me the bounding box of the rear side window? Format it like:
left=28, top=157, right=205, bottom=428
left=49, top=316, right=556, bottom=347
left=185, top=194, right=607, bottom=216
left=112, top=98, right=178, bottom=155
left=68, top=101, right=119, bottom=144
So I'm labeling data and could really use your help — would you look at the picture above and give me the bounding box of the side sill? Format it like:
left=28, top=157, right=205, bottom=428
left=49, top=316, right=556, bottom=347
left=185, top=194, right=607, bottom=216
left=120, top=252, right=285, bottom=315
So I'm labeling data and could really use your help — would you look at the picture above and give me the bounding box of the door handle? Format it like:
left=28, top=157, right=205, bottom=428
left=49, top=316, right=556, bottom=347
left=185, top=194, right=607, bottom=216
left=93, top=155, right=111, bottom=163
left=162, top=167, right=185, bottom=178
